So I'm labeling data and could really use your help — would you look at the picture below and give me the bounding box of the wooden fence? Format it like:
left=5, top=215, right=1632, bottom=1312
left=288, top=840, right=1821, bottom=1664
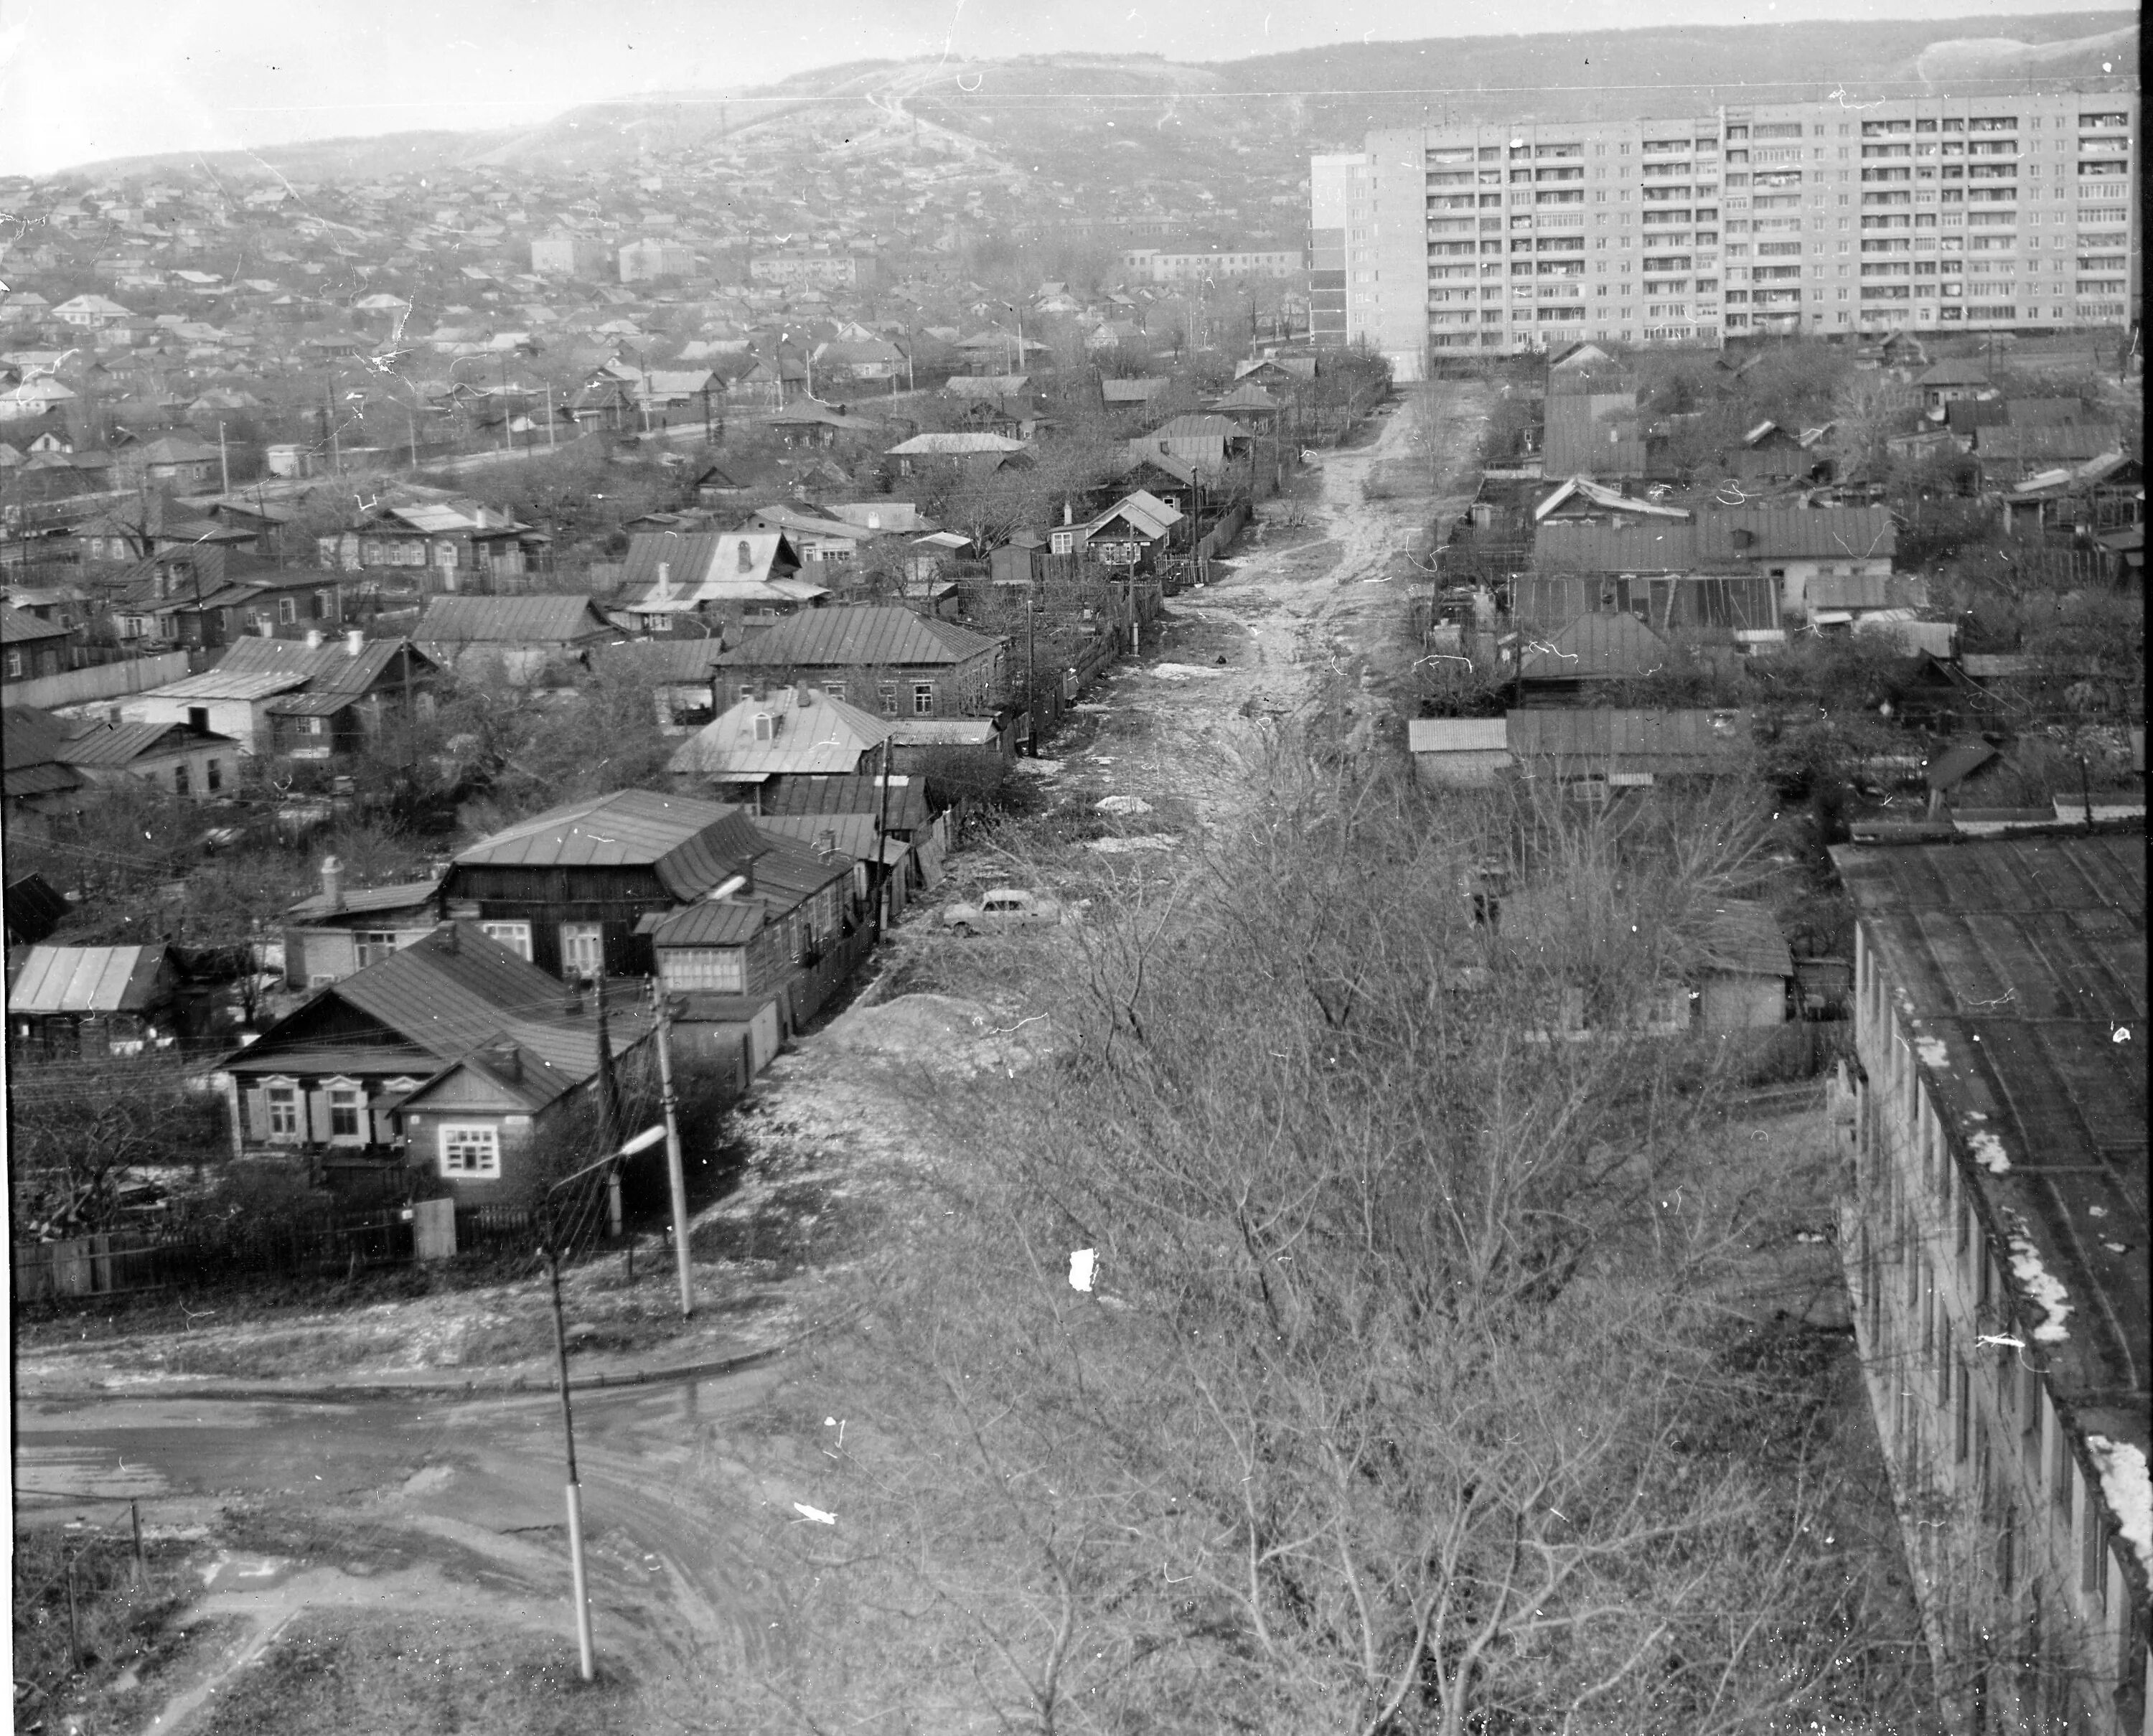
left=11, top=1206, right=417, bottom=1301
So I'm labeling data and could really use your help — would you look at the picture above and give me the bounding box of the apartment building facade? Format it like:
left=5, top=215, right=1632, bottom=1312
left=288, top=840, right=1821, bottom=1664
left=1329, top=90, right=2137, bottom=380
left=1833, top=832, right=2149, bottom=1736
left=1308, top=152, right=1371, bottom=347
left=1117, top=248, right=1306, bottom=283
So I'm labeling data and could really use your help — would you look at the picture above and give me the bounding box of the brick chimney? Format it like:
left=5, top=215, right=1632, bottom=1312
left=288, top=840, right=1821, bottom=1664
left=815, top=828, right=838, bottom=860
left=797, top=684, right=815, bottom=708
left=319, top=855, right=344, bottom=911
left=304, top=628, right=323, bottom=648
left=737, top=539, right=754, bottom=573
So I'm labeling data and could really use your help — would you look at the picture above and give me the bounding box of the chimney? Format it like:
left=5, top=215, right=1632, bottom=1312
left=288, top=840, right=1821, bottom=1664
left=1063, top=499, right=1073, bottom=526
left=797, top=684, right=815, bottom=708
left=441, top=921, right=459, bottom=954
left=653, top=559, right=671, bottom=601
left=304, top=628, right=323, bottom=648
left=737, top=539, right=754, bottom=573
left=815, top=828, right=838, bottom=860
left=345, top=628, right=365, bottom=656
left=484, top=1039, right=521, bottom=1082
left=319, top=855, right=344, bottom=911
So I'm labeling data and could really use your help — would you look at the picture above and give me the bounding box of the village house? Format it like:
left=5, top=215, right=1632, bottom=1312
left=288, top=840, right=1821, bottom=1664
left=7, top=943, right=184, bottom=1059
left=2, top=604, right=76, bottom=683
left=667, top=684, right=897, bottom=805
left=121, top=633, right=438, bottom=761
left=281, top=857, right=445, bottom=988
left=413, top=594, right=617, bottom=683
left=48, top=716, right=243, bottom=801
left=316, top=496, right=550, bottom=593
left=611, top=530, right=825, bottom=634
left=210, top=921, right=653, bottom=1198
left=708, top=606, right=1008, bottom=719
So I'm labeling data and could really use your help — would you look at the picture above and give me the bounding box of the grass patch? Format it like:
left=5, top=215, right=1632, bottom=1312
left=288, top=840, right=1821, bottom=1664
left=12, top=1525, right=200, bottom=1731
left=690, top=1181, right=883, bottom=1272
left=192, top=1610, right=632, bottom=1736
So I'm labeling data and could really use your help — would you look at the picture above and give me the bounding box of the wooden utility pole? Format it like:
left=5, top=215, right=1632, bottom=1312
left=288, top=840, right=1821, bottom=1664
left=544, top=1244, right=597, bottom=1681
left=649, top=979, right=695, bottom=1318
left=873, top=733, right=896, bottom=935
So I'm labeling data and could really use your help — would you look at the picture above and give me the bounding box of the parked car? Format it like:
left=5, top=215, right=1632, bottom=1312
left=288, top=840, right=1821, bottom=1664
left=940, top=888, right=1064, bottom=934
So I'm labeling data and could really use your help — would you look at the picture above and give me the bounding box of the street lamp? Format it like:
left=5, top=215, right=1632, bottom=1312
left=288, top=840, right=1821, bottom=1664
left=540, top=1121, right=667, bottom=1682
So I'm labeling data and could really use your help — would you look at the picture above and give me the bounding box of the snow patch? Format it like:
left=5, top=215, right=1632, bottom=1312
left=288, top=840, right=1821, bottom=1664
left=1013, top=758, right=1062, bottom=776
left=1969, top=1130, right=2011, bottom=1174
left=1148, top=662, right=1228, bottom=681
left=1914, top=1035, right=1949, bottom=1071
left=1094, top=794, right=1153, bottom=815
left=2085, top=1436, right=2153, bottom=1582
left=1084, top=835, right=1179, bottom=853
left=2003, top=1223, right=2072, bottom=1343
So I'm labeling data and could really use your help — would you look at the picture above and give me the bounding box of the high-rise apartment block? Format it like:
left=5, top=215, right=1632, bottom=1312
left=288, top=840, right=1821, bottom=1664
left=1315, top=92, right=2138, bottom=378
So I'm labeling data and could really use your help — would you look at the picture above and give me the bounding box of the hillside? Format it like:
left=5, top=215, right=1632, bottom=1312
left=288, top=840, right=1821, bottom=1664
left=42, top=12, right=2139, bottom=193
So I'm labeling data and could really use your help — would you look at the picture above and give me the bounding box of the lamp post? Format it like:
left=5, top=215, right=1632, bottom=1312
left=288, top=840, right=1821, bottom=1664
left=540, top=1122, right=667, bottom=1682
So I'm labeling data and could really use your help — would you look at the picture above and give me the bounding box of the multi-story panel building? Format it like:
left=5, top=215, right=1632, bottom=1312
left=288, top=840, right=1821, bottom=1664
left=1308, top=153, right=1371, bottom=348
left=1832, top=831, right=2149, bottom=1736
left=619, top=239, right=697, bottom=283
left=1326, top=90, right=2138, bottom=379
left=1116, top=249, right=1306, bottom=283
left=749, top=252, right=877, bottom=289
left=530, top=230, right=609, bottom=278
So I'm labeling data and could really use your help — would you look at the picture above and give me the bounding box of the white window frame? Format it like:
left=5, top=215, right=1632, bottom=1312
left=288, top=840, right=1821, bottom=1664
left=479, top=920, right=533, bottom=960
left=438, top=1122, right=501, bottom=1178
left=912, top=682, right=935, bottom=715
left=560, top=921, right=604, bottom=979
left=264, top=1076, right=303, bottom=1140
left=324, top=1076, right=365, bottom=1143
left=277, top=595, right=297, bottom=624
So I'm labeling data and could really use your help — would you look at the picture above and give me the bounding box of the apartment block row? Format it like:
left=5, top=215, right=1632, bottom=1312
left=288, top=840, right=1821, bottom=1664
left=1311, top=89, right=2137, bottom=377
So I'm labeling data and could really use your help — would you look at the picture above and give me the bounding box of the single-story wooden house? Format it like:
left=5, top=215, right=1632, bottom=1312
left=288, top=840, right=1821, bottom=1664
left=281, top=858, right=445, bottom=988
left=7, top=943, right=184, bottom=1058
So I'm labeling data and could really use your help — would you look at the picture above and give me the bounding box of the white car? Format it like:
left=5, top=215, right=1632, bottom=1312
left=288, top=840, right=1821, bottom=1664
left=941, top=888, right=1064, bottom=934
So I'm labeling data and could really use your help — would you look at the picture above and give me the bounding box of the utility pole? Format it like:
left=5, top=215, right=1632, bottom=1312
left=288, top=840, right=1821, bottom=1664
left=543, top=1242, right=597, bottom=1681
left=649, top=979, right=695, bottom=1318
left=873, top=733, right=896, bottom=936
left=217, top=421, right=230, bottom=494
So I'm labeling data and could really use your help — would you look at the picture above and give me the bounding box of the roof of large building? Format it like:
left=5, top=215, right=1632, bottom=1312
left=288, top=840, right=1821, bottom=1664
left=7, top=944, right=171, bottom=1013
left=713, top=606, right=1002, bottom=670
left=1829, top=831, right=2147, bottom=1447
left=451, top=788, right=760, bottom=900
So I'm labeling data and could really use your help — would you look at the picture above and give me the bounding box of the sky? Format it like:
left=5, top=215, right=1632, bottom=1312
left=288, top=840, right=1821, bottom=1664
left=0, top=0, right=2134, bottom=177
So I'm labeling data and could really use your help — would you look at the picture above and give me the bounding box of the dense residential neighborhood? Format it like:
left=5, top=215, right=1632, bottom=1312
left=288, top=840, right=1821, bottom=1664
left=3, top=20, right=2145, bottom=1736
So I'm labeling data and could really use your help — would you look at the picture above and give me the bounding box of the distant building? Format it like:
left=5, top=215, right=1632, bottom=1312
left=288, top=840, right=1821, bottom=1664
left=1119, top=249, right=1305, bottom=283
left=749, top=252, right=877, bottom=290
left=619, top=239, right=697, bottom=283
left=530, top=230, right=610, bottom=278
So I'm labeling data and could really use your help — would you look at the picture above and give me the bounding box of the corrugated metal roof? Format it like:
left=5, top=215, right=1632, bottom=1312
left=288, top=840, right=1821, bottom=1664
left=667, top=688, right=893, bottom=777
left=141, top=668, right=311, bottom=703
left=263, top=691, right=363, bottom=718
left=55, top=721, right=234, bottom=766
left=7, top=944, right=169, bottom=1013
left=416, top=595, right=613, bottom=644
left=1516, top=612, right=1669, bottom=682
left=886, top=432, right=1027, bottom=455
left=1535, top=507, right=1898, bottom=573
left=1506, top=708, right=1751, bottom=767
left=647, top=901, right=765, bottom=947
left=755, top=812, right=901, bottom=864
left=618, top=530, right=799, bottom=601
left=286, top=876, right=443, bottom=922
left=591, top=639, right=726, bottom=682
left=714, top=606, right=1002, bottom=671
left=453, top=788, right=763, bottom=901
left=214, top=634, right=431, bottom=697
left=1827, top=832, right=2147, bottom=1440
left=1, top=603, right=71, bottom=643
left=1407, top=718, right=1507, bottom=754
left=760, top=774, right=929, bottom=831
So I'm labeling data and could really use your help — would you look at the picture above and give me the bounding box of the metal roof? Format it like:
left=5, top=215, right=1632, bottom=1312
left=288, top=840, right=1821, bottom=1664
left=1827, top=832, right=2147, bottom=1445
left=618, top=530, right=801, bottom=602
left=222, top=923, right=650, bottom=1109
left=755, top=812, right=906, bottom=865
left=1506, top=708, right=1751, bottom=768
left=1535, top=507, right=1898, bottom=574
left=1688, top=899, right=1793, bottom=979
left=1516, top=612, right=1669, bottom=682
left=591, top=638, right=727, bottom=682
left=1, top=603, right=72, bottom=643
left=667, top=688, right=893, bottom=778
left=1407, top=718, right=1508, bottom=754
left=452, top=788, right=763, bottom=900
left=415, top=595, right=614, bottom=644
left=7, top=944, right=169, bottom=1014
left=286, top=876, right=443, bottom=923
left=647, top=901, right=765, bottom=947
left=886, top=432, right=1028, bottom=455
left=759, top=773, right=929, bottom=832
left=212, top=634, right=431, bottom=696
left=714, top=606, right=1002, bottom=671
left=55, top=721, right=237, bottom=766
left=140, top=668, right=312, bottom=703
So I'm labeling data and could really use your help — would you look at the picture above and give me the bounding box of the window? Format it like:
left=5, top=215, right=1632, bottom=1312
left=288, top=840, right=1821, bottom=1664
left=560, top=922, right=604, bottom=979
left=206, top=759, right=222, bottom=792
left=174, top=764, right=190, bottom=796
left=480, top=921, right=533, bottom=961
left=4, top=650, right=19, bottom=680
left=876, top=682, right=899, bottom=715
left=266, top=1082, right=302, bottom=1139
left=912, top=682, right=935, bottom=715
left=277, top=596, right=297, bottom=625
left=438, top=1123, right=500, bottom=1178
left=313, top=588, right=333, bottom=620
left=354, top=930, right=399, bottom=968
left=328, top=1082, right=363, bottom=1140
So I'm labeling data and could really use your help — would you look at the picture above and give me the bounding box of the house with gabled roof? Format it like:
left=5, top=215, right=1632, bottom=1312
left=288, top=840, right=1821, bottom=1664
left=710, top=604, right=1008, bottom=719
left=667, top=684, right=896, bottom=804
left=121, top=633, right=438, bottom=760
left=210, top=921, right=653, bottom=1196
left=413, top=593, right=616, bottom=682
left=612, top=530, right=824, bottom=634
left=8, top=943, right=184, bottom=1059
left=1059, top=489, right=1186, bottom=572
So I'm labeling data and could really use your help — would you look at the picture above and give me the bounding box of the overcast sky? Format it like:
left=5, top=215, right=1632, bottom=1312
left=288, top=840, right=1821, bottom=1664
left=0, top=0, right=2133, bottom=177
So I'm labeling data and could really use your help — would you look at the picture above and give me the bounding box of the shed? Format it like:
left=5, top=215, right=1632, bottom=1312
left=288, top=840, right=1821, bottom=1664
left=7, top=943, right=182, bottom=1056
left=1407, top=716, right=1509, bottom=788
left=1687, top=901, right=1793, bottom=1031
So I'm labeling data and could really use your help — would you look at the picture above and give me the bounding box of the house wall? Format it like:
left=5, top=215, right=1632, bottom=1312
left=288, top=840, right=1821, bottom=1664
left=1697, top=970, right=1786, bottom=1032
left=397, top=1102, right=541, bottom=1200
left=120, top=693, right=266, bottom=753
left=1776, top=557, right=1895, bottom=622
left=444, top=863, right=677, bottom=980
left=1839, top=925, right=2142, bottom=1735
left=72, top=740, right=233, bottom=801
left=1412, top=748, right=1512, bottom=789
left=282, top=921, right=435, bottom=988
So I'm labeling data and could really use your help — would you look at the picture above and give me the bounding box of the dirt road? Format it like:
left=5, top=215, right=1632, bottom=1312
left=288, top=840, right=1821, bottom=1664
left=16, top=381, right=1493, bottom=1731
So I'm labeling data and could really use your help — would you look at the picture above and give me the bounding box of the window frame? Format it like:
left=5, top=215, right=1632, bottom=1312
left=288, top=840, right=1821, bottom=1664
left=438, top=1122, right=502, bottom=1178
left=264, top=1077, right=303, bottom=1141
left=325, top=1077, right=365, bottom=1143
left=479, top=920, right=533, bottom=961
